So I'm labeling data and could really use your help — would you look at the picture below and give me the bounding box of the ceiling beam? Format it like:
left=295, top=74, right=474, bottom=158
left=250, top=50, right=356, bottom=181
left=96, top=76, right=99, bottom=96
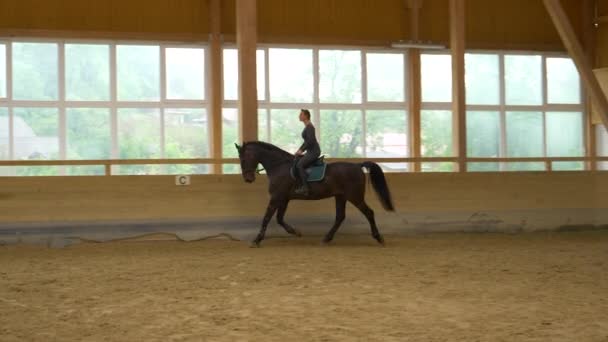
left=543, top=0, right=608, bottom=132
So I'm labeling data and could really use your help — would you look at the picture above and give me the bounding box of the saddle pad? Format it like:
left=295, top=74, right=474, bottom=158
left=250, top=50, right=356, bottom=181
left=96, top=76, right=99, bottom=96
left=291, top=162, right=327, bottom=182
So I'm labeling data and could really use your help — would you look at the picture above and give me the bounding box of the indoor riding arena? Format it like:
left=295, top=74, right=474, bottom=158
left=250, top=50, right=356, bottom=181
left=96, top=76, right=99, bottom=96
left=2, top=1, right=608, bottom=341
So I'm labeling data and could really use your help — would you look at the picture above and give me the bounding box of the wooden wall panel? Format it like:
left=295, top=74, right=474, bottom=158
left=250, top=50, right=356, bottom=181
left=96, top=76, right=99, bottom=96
left=0, top=0, right=209, bottom=39
left=465, top=0, right=584, bottom=50
left=599, top=0, right=608, bottom=14
left=598, top=0, right=608, bottom=67
left=0, top=173, right=605, bottom=224
left=221, top=0, right=237, bottom=37
left=255, top=0, right=408, bottom=44
left=0, top=0, right=589, bottom=52
left=418, top=0, right=450, bottom=45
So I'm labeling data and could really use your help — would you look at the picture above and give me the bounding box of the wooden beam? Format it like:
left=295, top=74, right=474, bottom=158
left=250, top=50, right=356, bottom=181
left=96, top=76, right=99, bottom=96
left=236, top=0, right=258, bottom=142
left=209, top=0, right=223, bottom=174
left=450, top=0, right=466, bottom=172
left=583, top=0, right=596, bottom=170
left=406, top=0, right=422, bottom=172
left=408, top=50, right=422, bottom=172
left=406, top=0, right=423, bottom=40
left=543, top=0, right=608, bottom=133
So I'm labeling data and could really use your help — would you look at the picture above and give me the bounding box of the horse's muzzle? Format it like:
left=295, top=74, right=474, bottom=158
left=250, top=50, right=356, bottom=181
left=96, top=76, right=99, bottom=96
left=243, top=173, right=255, bottom=183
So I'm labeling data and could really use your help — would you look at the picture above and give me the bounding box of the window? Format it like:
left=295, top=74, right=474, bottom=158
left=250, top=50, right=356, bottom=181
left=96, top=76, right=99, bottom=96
left=465, top=52, right=584, bottom=171
left=506, top=111, right=544, bottom=171
left=421, top=110, right=453, bottom=172
left=227, top=47, right=409, bottom=170
left=164, top=108, right=209, bottom=174
left=66, top=108, right=111, bottom=175
left=223, top=48, right=266, bottom=101
left=269, top=108, right=303, bottom=153
left=320, top=110, right=363, bottom=158
left=166, top=48, right=205, bottom=100
left=13, top=107, right=59, bottom=160
left=222, top=107, right=239, bottom=174
left=546, top=111, right=583, bottom=170
left=465, top=54, right=499, bottom=105
left=366, top=110, right=408, bottom=158
left=65, top=44, right=110, bottom=101
left=421, top=53, right=453, bottom=171
left=597, top=125, right=608, bottom=171
left=319, top=50, right=361, bottom=103
left=117, top=45, right=160, bottom=101
left=0, top=44, right=6, bottom=98
left=2, top=40, right=209, bottom=176
left=367, top=53, right=405, bottom=102
left=0, top=107, right=8, bottom=159
left=466, top=111, right=500, bottom=171
left=269, top=48, right=313, bottom=103
left=116, top=108, right=161, bottom=175
left=66, top=108, right=111, bottom=160
left=13, top=43, right=58, bottom=100
left=421, top=54, right=451, bottom=102
left=505, top=55, right=542, bottom=105
left=546, top=57, right=580, bottom=104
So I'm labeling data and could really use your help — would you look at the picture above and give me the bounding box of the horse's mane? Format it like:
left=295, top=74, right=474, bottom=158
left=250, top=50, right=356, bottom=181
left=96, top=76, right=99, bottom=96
left=243, top=141, right=295, bottom=160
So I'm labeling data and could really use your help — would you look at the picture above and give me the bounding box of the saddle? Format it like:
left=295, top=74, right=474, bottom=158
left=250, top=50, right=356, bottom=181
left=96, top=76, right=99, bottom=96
left=290, top=155, right=327, bottom=182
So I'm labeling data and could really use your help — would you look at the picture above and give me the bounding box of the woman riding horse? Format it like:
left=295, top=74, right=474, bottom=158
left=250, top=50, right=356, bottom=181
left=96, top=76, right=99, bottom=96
left=236, top=139, right=394, bottom=247
left=294, top=109, right=321, bottom=196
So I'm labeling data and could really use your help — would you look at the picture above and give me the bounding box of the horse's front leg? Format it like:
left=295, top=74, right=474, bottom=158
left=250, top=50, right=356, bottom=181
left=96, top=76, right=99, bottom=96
left=276, top=201, right=302, bottom=237
left=251, top=200, right=280, bottom=247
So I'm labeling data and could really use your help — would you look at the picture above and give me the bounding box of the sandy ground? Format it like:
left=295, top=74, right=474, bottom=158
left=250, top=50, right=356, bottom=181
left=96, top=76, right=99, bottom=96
left=1, top=231, right=608, bottom=342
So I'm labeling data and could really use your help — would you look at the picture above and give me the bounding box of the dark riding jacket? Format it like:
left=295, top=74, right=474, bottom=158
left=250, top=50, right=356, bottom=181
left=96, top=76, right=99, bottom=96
left=299, top=124, right=320, bottom=154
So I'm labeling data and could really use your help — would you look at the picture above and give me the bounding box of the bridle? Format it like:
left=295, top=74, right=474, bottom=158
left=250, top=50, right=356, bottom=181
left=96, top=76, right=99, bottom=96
left=235, top=142, right=296, bottom=175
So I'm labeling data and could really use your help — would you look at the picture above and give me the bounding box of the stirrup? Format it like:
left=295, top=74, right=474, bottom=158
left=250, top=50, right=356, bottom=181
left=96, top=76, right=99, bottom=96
left=294, top=185, right=309, bottom=195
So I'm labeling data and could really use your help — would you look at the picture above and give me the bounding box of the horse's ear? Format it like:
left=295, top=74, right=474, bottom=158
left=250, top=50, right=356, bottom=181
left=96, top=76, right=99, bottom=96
left=234, top=143, right=242, bottom=154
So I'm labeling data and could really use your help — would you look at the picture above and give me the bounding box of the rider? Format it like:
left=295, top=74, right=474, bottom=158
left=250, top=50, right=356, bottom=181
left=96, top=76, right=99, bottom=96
left=295, top=109, right=321, bottom=195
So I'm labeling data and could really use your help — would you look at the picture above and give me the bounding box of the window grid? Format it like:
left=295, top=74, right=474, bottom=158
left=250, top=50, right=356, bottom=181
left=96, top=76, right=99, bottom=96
left=222, top=45, right=409, bottom=171
left=421, top=50, right=586, bottom=171
left=0, top=38, right=591, bottom=175
left=0, top=39, right=209, bottom=175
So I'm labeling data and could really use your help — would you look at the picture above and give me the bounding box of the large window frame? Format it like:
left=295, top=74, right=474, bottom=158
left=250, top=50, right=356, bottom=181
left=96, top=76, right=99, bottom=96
left=419, top=49, right=586, bottom=172
left=0, top=37, right=595, bottom=175
left=222, top=44, right=409, bottom=172
left=0, top=38, right=209, bottom=175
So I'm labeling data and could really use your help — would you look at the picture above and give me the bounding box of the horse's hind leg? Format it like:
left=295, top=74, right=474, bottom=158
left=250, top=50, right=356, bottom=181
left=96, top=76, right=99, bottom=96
left=351, top=200, right=385, bottom=245
left=323, top=195, right=346, bottom=244
left=276, top=201, right=301, bottom=237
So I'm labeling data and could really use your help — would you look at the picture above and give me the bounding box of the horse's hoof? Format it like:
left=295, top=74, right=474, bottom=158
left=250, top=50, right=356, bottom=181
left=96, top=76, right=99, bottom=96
left=321, top=239, right=333, bottom=246
left=293, top=229, right=303, bottom=237
left=249, top=241, right=261, bottom=248
left=375, top=236, right=386, bottom=246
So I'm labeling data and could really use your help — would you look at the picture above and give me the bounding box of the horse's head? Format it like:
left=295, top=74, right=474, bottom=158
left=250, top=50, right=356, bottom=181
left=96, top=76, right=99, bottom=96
left=235, top=143, right=258, bottom=183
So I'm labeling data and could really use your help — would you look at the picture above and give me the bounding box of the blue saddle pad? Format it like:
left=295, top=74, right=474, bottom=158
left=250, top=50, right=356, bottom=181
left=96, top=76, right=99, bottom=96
left=290, top=158, right=327, bottom=182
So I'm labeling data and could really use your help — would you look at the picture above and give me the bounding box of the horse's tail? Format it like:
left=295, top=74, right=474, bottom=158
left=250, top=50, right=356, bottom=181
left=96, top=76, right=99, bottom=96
left=361, top=162, right=395, bottom=212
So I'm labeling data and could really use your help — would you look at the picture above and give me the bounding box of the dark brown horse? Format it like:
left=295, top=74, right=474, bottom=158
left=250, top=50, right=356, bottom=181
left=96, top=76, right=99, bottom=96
left=235, top=141, right=394, bottom=247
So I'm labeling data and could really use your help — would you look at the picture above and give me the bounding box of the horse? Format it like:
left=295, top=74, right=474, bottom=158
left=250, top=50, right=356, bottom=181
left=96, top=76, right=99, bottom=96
left=235, top=141, right=395, bottom=247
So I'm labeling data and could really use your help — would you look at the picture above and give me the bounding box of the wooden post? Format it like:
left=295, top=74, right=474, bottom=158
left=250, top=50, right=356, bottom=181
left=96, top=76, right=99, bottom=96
left=409, top=51, right=422, bottom=172
left=406, top=0, right=422, bottom=172
left=209, top=0, right=223, bottom=174
left=543, top=0, right=608, bottom=133
left=450, top=0, right=466, bottom=172
left=583, top=0, right=596, bottom=170
left=236, top=0, right=258, bottom=142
